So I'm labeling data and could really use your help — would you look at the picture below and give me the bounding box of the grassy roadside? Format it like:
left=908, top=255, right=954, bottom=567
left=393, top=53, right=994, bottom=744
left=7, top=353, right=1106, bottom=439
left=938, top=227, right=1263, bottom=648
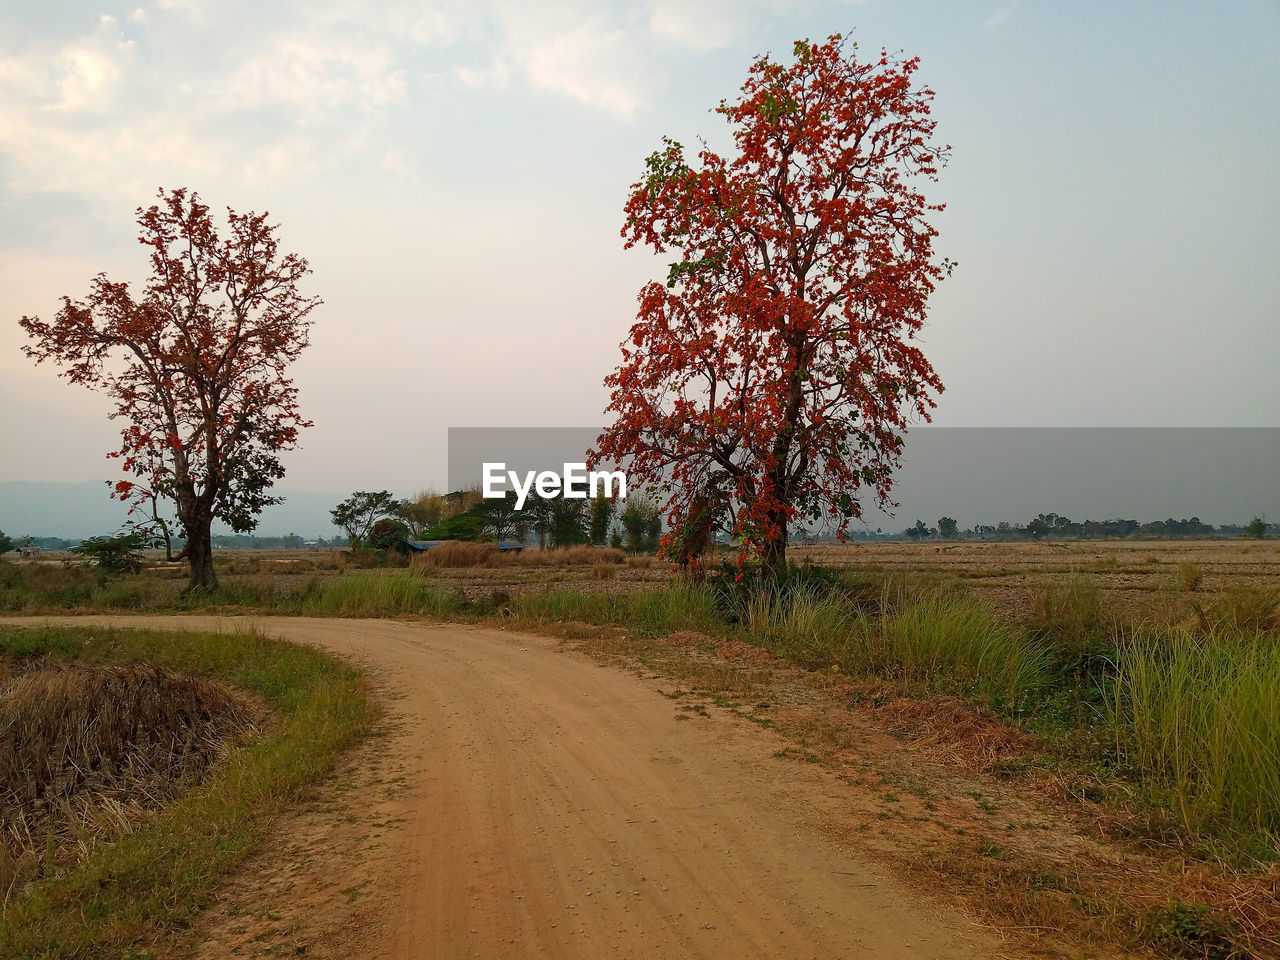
left=529, top=611, right=1279, bottom=959
left=4, top=563, right=1277, bottom=854
left=3, top=559, right=1277, bottom=956
left=0, top=624, right=372, bottom=960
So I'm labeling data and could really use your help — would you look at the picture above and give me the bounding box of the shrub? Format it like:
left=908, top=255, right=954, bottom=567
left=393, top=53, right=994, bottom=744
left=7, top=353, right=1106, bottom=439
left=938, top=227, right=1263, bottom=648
left=425, top=512, right=487, bottom=542
left=1243, top=516, right=1270, bottom=539
left=69, top=531, right=156, bottom=574
left=1145, top=902, right=1237, bottom=960
left=366, top=517, right=411, bottom=552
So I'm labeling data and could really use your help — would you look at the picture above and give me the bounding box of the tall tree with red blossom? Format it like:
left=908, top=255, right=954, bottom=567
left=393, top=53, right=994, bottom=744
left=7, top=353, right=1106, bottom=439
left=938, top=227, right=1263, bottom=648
left=20, top=188, right=320, bottom=590
left=594, top=35, right=952, bottom=575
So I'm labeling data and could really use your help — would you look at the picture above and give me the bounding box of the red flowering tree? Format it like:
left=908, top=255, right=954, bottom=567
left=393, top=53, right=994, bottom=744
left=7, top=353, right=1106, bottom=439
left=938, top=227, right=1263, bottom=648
left=594, top=35, right=951, bottom=575
left=20, top=188, right=319, bottom=590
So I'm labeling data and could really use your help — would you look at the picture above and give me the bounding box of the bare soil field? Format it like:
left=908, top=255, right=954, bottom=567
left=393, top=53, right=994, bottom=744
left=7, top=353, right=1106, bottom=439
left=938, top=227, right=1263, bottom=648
left=791, top=539, right=1280, bottom=628
left=22, top=539, right=1278, bottom=620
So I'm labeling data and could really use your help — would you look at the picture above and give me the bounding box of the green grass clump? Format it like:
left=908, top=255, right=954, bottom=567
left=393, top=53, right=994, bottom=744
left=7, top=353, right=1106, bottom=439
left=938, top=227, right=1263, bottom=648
left=1029, top=573, right=1114, bottom=676
left=0, top=562, right=104, bottom=611
left=1113, top=629, right=1280, bottom=847
left=731, top=583, right=1050, bottom=709
left=512, top=588, right=624, bottom=626
left=625, top=583, right=723, bottom=636
left=867, top=594, right=1054, bottom=708
left=1197, top=585, right=1280, bottom=636
left=298, top=571, right=468, bottom=618
left=0, top=624, right=372, bottom=959
left=741, top=588, right=858, bottom=669
left=512, top=583, right=723, bottom=637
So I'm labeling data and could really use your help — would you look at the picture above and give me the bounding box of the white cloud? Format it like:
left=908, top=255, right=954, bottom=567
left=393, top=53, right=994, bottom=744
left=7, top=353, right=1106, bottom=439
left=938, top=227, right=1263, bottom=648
left=514, top=22, right=653, bottom=117
left=378, top=148, right=416, bottom=181
left=0, top=0, right=707, bottom=211
left=984, top=0, right=1020, bottom=30
left=649, top=0, right=764, bottom=52
left=455, top=58, right=511, bottom=90
left=0, top=14, right=138, bottom=115
left=226, top=43, right=406, bottom=117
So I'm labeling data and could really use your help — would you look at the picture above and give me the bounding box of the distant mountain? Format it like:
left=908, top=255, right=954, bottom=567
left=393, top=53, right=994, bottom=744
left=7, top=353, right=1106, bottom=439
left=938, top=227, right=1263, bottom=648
left=0, top=481, right=348, bottom=541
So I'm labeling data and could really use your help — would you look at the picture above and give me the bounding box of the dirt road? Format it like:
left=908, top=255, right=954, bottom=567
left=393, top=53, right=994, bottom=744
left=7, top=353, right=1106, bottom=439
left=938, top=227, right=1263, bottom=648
left=20, top=616, right=1007, bottom=959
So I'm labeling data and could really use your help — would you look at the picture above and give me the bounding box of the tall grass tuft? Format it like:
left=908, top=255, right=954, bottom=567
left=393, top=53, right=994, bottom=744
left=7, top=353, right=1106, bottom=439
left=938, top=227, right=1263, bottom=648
left=742, top=588, right=858, bottom=669
left=1176, top=563, right=1204, bottom=593
left=512, top=589, right=623, bottom=625
left=626, top=583, right=722, bottom=636
left=1198, top=586, right=1280, bottom=637
left=1113, top=630, right=1280, bottom=844
left=1030, top=573, right=1113, bottom=675
left=869, top=594, right=1054, bottom=708
left=302, top=572, right=468, bottom=618
left=511, top=583, right=722, bottom=637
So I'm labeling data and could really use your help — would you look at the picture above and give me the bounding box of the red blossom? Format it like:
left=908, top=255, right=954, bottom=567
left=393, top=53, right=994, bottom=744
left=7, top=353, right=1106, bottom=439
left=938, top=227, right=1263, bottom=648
left=593, top=36, right=949, bottom=572
left=19, top=187, right=320, bottom=589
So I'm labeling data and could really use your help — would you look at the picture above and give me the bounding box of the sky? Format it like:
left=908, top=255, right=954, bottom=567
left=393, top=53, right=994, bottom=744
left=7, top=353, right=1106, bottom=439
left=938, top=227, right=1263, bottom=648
left=2, top=0, right=1278, bottom=507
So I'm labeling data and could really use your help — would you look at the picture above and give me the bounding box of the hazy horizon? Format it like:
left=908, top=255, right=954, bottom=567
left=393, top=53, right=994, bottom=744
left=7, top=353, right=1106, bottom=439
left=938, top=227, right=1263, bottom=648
left=5, top=428, right=1276, bottom=540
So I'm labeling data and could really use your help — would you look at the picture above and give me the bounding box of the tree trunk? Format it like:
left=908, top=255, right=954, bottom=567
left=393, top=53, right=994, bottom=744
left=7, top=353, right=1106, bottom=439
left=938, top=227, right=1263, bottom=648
left=184, top=520, right=218, bottom=591
left=761, top=529, right=787, bottom=578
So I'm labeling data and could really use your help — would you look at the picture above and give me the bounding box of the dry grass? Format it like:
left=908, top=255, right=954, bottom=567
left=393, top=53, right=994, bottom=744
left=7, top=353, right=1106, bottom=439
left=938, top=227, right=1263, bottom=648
left=411, top=542, right=626, bottom=570
left=1196, top=585, right=1280, bottom=636
left=521, top=545, right=626, bottom=566
left=0, top=624, right=371, bottom=959
left=1177, top=562, right=1205, bottom=592
left=871, top=694, right=1042, bottom=770
left=1, top=661, right=259, bottom=895
left=411, top=540, right=505, bottom=568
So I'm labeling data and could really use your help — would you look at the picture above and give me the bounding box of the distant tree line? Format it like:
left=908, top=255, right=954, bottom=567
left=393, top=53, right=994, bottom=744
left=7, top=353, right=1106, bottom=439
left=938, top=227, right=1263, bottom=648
left=0, top=531, right=344, bottom=553
left=7, top=508, right=1267, bottom=556
left=328, top=489, right=664, bottom=554
left=888, top=513, right=1273, bottom=542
